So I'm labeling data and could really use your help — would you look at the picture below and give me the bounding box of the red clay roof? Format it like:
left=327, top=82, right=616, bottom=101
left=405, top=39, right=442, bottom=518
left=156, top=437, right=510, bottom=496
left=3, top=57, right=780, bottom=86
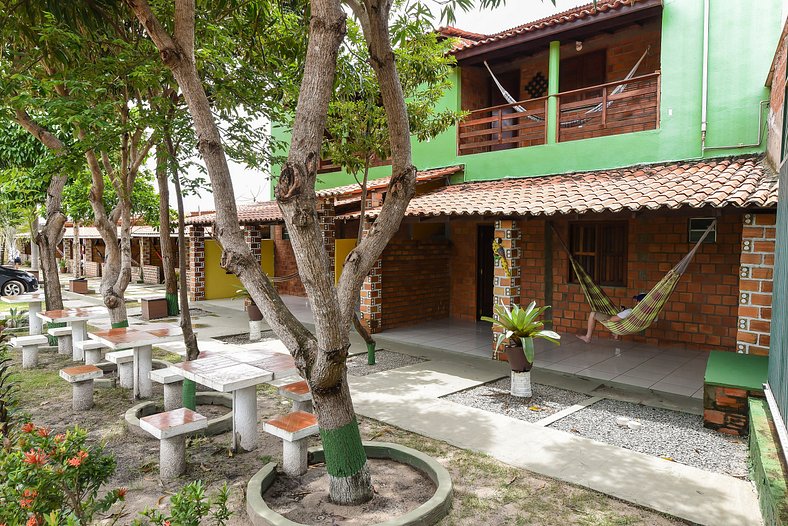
left=186, top=201, right=283, bottom=226
left=451, top=0, right=650, bottom=55
left=341, top=157, right=777, bottom=220
left=185, top=166, right=463, bottom=226
left=315, top=165, right=463, bottom=198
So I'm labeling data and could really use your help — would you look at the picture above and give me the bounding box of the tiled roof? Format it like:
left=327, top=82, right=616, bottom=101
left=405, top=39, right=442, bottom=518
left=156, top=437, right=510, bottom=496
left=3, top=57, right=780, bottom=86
left=63, top=225, right=177, bottom=239
left=186, top=201, right=284, bottom=225
left=451, top=0, right=648, bottom=54
left=186, top=201, right=283, bottom=226
left=341, top=157, right=777, bottom=220
left=316, top=165, right=463, bottom=198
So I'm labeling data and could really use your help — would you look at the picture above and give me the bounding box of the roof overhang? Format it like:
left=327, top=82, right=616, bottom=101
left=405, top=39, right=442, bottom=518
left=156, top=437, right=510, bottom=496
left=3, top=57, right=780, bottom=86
left=454, top=0, right=663, bottom=65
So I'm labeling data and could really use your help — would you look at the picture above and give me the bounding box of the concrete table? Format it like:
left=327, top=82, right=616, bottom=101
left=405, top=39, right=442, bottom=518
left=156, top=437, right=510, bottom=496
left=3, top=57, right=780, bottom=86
left=170, top=355, right=273, bottom=452
left=89, top=326, right=185, bottom=400
left=1, top=292, right=45, bottom=335
left=37, top=307, right=106, bottom=360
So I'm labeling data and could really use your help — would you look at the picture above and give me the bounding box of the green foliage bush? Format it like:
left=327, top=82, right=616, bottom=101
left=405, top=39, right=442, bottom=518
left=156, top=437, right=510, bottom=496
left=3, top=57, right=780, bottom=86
left=132, top=481, right=231, bottom=526
left=0, top=424, right=124, bottom=525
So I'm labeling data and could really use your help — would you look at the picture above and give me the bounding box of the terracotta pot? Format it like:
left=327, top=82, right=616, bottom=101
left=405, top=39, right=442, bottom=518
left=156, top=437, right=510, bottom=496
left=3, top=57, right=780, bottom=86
left=244, top=298, right=263, bottom=322
left=504, top=338, right=534, bottom=373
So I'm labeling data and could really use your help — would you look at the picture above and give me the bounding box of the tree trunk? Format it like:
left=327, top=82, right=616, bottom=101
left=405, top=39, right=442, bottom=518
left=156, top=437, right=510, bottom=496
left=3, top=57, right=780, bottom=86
left=169, top=136, right=199, bottom=408
left=73, top=223, right=81, bottom=278
left=36, top=173, right=69, bottom=311
left=30, top=217, right=40, bottom=272
left=156, top=145, right=179, bottom=315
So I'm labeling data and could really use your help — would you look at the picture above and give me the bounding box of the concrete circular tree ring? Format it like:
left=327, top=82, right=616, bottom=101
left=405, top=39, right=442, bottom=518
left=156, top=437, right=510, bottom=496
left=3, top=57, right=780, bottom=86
left=246, top=441, right=452, bottom=526
left=125, top=392, right=233, bottom=438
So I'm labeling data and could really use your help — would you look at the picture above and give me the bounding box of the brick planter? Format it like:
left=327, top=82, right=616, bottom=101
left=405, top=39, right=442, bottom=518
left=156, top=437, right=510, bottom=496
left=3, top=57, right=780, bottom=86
left=703, top=351, right=768, bottom=436
left=70, top=279, right=89, bottom=294
left=141, top=297, right=169, bottom=320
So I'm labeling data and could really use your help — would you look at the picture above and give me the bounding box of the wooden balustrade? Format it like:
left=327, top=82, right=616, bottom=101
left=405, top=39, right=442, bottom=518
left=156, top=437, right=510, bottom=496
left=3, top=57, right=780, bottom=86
left=457, top=72, right=660, bottom=155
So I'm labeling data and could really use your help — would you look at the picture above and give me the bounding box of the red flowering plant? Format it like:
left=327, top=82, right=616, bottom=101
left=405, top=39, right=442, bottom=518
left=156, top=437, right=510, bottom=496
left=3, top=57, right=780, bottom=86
left=0, top=424, right=124, bottom=525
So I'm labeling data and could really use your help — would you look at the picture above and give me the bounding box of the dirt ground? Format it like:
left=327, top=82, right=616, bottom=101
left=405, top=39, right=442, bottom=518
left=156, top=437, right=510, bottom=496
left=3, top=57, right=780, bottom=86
left=11, top=350, right=688, bottom=526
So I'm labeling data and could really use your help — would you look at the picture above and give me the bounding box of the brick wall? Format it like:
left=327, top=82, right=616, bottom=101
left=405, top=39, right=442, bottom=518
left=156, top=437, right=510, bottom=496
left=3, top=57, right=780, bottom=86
left=141, top=237, right=152, bottom=265
left=187, top=226, right=205, bottom=301
left=142, top=264, right=162, bottom=284
left=84, top=240, right=93, bottom=262
left=83, top=261, right=101, bottom=278
left=704, top=385, right=764, bottom=436
left=492, top=220, right=522, bottom=359
left=516, top=211, right=746, bottom=350
left=272, top=225, right=306, bottom=297
left=318, top=200, right=336, bottom=282
left=449, top=221, right=478, bottom=321
left=379, top=239, right=451, bottom=330
left=737, top=213, right=777, bottom=355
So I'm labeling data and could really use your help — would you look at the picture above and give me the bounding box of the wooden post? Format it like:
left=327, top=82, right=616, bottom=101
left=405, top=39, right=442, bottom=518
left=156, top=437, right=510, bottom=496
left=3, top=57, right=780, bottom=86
left=655, top=71, right=661, bottom=129
left=601, top=86, right=608, bottom=128
left=497, top=109, right=503, bottom=144
left=555, top=97, right=561, bottom=143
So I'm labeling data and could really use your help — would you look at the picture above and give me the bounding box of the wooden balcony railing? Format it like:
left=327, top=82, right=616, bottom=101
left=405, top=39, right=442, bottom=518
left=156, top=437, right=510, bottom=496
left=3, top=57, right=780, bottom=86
left=458, top=72, right=660, bottom=155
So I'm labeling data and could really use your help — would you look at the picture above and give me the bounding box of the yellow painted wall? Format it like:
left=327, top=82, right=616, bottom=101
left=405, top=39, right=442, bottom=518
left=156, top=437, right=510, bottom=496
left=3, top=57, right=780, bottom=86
left=412, top=223, right=445, bottom=241
left=203, top=239, right=242, bottom=300
left=335, top=239, right=357, bottom=284
left=204, top=238, right=277, bottom=300
left=261, top=239, right=274, bottom=276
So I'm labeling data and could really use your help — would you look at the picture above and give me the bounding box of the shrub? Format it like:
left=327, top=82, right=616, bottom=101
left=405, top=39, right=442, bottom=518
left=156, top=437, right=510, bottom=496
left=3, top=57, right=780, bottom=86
left=132, top=481, right=231, bottom=526
left=0, top=341, right=20, bottom=438
left=0, top=424, right=124, bottom=525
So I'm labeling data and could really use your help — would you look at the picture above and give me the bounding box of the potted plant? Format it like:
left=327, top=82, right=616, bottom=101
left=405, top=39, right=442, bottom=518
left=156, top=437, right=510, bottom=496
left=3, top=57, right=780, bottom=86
left=482, top=301, right=560, bottom=398
left=234, top=287, right=263, bottom=322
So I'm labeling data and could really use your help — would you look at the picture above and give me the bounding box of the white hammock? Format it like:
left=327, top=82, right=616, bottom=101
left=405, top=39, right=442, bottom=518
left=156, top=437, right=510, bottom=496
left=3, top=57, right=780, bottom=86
left=483, top=46, right=650, bottom=126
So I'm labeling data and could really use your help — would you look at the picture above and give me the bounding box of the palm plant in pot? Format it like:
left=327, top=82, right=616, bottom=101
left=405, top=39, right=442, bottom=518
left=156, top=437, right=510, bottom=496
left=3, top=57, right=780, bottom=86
left=482, top=301, right=560, bottom=398
left=234, top=287, right=265, bottom=340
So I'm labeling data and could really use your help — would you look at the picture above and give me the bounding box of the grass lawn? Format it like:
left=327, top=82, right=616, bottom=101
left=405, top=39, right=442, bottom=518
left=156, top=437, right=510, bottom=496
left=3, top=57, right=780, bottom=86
left=6, top=350, right=686, bottom=525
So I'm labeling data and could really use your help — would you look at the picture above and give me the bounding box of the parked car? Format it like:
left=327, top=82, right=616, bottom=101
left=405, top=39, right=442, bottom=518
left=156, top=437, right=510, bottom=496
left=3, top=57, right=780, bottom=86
left=0, top=266, right=38, bottom=296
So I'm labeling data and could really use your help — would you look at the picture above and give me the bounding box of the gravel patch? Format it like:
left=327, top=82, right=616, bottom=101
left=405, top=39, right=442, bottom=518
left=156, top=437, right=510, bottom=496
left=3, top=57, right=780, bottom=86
left=443, top=378, right=590, bottom=423
left=214, top=331, right=278, bottom=345
left=549, top=398, right=749, bottom=477
left=347, top=350, right=427, bottom=376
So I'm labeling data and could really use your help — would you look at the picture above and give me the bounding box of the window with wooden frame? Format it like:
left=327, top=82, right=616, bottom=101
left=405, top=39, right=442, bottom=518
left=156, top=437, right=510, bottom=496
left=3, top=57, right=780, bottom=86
left=569, top=222, right=628, bottom=286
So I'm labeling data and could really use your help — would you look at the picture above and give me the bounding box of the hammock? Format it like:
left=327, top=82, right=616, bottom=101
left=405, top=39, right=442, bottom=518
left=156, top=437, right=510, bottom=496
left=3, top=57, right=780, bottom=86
left=553, top=220, right=716, bottom=336
left=484, top=46, right=650, bottom=128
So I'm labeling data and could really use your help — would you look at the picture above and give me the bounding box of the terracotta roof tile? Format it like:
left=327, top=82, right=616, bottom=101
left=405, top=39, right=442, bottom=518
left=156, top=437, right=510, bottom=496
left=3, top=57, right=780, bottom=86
left=315, top=165, right=463, bottom=198
left=451, top=0, right=646, bottom=55
left=341, top=156, right=777, bottom=220
left=186, top=166, right=463, bottom=226
left=186, top=201, right=283, bottom=226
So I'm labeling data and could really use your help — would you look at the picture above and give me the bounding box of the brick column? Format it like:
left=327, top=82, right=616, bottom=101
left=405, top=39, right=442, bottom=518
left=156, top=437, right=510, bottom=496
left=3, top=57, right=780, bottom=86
left=359, top=220, right=383, bottom=333
left=187, top=226, right=206, bottom=302
left=492, top=219, right=522, bottom=360
left=317, top=199, right=336, bottom=283
left=141, top=237, right=152, bottom=265
left=243, top=224, right=263, bottom=263
left=736, top=213, right=776, bottom=355
left=84, top=240, right=93, bottom=262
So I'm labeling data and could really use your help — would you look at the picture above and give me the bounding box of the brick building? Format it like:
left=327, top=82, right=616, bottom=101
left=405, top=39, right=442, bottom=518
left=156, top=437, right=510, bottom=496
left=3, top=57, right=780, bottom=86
left=62, top=225, right=178, bottom=284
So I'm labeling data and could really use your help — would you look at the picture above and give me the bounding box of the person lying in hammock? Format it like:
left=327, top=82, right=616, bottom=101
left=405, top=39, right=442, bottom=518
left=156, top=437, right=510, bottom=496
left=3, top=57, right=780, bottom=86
left=576, top=292, right=647, bottom=343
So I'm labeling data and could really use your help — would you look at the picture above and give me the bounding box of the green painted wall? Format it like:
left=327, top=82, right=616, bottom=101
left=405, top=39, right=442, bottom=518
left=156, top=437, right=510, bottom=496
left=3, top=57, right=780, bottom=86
left=272, top=0, right=783, bottom=193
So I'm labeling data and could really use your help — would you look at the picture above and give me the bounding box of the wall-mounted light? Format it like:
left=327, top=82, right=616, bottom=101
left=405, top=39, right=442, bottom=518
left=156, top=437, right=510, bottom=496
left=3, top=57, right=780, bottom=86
left=575, top=41, right=583, bottom=52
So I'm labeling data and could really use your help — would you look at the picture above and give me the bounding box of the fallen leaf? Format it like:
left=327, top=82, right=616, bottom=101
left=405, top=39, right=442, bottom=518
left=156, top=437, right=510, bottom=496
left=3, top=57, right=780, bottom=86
left=528, top=405, right=543, bottom=412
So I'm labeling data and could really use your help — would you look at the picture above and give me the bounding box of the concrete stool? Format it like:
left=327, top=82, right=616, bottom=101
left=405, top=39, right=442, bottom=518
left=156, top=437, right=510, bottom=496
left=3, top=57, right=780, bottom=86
left=10, top=335, right=49, bottom=369
left=263, top=411, right=318, bottom=476
left=150, top=368, right=184, bottom=411
left=59, top=365, right=103, bottom=411
left=48, top=327, right=73, bottom=356
left=278, top=380, right=313, bottom=413
left=106, top=350, right=134, bottom=389
left=75, top=340, right=106, bottom=365
left=139, top=408, right=207, bottom=480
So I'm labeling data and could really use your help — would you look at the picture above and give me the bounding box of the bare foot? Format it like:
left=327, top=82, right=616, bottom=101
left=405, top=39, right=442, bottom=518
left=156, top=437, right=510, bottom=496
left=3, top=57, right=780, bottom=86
left=575, top=334, right=591, bottom=343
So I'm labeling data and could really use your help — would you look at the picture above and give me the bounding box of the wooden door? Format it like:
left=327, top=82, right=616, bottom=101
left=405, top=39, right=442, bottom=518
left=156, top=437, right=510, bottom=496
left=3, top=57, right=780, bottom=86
left=477, top=225, right=495, bottom=319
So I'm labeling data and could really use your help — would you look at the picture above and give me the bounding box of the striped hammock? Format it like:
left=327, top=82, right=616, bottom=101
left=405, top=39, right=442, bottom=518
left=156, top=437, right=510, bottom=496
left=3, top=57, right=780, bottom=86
left=484, top=46, right=650, bottom=128
left=555, top=220, right=716, bottom=335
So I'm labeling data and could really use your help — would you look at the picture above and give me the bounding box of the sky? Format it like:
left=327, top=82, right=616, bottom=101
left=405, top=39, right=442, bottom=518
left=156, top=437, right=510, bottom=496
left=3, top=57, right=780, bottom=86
left=174, top=0, right=590, bottom=213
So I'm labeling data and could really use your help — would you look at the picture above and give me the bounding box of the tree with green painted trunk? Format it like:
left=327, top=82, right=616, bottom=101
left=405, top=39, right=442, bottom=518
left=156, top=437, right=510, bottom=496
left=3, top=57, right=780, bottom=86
left=127, top=0, right=515, bottom=505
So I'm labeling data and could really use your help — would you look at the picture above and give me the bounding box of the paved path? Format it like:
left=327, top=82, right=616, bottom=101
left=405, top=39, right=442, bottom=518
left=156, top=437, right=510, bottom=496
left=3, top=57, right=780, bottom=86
left=344, top=346, right=761, bottom=526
